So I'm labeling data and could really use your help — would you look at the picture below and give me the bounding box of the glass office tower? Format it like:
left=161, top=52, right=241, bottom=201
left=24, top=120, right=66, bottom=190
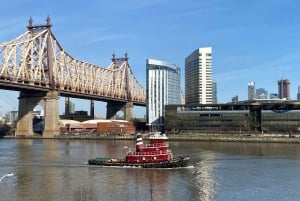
left=146, top=59, right=181, bottom=130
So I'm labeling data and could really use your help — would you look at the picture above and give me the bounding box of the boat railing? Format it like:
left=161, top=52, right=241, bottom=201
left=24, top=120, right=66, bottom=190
left=145, top=143, right=169, bottom=148
left=148, top=133, right=168, bottom=139
left=127, top=151, right=168, bottom=156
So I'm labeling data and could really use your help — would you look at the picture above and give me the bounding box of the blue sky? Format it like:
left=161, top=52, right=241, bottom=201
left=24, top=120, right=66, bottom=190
left=1, top=0, right=300, bottom=117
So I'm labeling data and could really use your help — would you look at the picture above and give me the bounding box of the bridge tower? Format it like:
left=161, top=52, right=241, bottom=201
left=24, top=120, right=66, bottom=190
left=106, top=53, right=134, bottom=121
left=15, top=17, right=60, bottom=137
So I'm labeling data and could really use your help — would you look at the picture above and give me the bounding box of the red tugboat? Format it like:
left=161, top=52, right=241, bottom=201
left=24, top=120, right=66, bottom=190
left=88, top=133, right=189, bottom=168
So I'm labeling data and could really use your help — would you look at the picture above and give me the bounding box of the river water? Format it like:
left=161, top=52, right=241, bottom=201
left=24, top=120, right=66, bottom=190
left=0, top=138, right=300, bottom=201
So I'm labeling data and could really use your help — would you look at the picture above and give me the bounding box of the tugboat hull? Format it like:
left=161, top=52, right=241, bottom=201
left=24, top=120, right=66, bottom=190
left=88, top=133, right=190, bottom=168
left=88, top=156, right=190, bottom=168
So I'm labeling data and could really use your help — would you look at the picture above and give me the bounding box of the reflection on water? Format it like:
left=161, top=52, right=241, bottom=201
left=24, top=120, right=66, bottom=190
left=1, top=139, right=300, bottom=201
left=194, top=151, right=218, bottom=201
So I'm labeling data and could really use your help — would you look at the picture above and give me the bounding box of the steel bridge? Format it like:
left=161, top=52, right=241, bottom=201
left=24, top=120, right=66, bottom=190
left=0, top=17, right=146, bottom=137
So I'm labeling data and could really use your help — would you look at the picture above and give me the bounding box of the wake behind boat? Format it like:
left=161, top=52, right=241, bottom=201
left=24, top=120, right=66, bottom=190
left=88, top=133, right=189, bottom=168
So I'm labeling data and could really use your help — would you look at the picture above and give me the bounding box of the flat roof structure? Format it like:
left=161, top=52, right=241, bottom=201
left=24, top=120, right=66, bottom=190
left=164, top=100, right=300, bottom=134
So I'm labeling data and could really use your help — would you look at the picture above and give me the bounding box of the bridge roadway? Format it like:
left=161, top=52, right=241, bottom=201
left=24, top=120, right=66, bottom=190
left=0, top=17, right=146, bottom=137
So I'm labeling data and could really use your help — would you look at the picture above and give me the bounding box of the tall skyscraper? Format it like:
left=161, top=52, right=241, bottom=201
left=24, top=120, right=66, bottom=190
left=248, top=81, right=255, bottom=100
left=185, top=47, right=212, bottom=104
left=146, top=59, right=181, bottom=128
left=278, top=79, right=290, bottom=99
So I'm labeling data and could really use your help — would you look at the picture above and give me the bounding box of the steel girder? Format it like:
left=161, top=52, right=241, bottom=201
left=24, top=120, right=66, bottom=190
left=0, top=27, right=145, bottom=105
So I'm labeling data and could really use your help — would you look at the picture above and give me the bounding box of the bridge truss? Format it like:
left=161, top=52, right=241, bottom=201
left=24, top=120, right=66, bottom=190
left=0, top=17, right=145, bottom=105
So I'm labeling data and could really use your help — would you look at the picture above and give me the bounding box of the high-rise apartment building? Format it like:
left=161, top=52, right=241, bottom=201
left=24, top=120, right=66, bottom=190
left=146, top=59, right=181, bottom=128
left=278, top=79, right=290, bottom=99
left=185, top=47, right=212, bottom=104
left=248, top=81, right=255, bottom=100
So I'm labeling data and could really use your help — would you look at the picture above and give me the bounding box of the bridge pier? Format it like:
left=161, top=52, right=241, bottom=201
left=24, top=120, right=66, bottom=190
left=106, top=101, right=133, bottom=121
left=90, top=99, right=95, bottom=119
left=16, top=91, right=60, bottom=138
left=65, top=97, right=70, bottom=115
left=16, top=92, right=35, bottom=136
left=43, top=91, right=60, bottom=137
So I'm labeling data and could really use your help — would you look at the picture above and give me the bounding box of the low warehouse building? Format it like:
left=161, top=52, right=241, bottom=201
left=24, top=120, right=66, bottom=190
left=60, top=119, right=135, bottom=135
left=164, top=100, right=300, bottom=135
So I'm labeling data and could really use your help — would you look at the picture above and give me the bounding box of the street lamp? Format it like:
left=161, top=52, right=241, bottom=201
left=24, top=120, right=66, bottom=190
left=0, top=173, right=14, bottom=182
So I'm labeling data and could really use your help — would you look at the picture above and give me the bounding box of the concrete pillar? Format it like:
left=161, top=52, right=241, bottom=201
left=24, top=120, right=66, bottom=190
left=15, top=91, right=60, bottom=138
left=43, top=91, right=60, bottom=138
left=90, top=99, right=94, bottom=119
left=106, top=101, right=133, bottom=121
left=106, top=101, right=123, bottom=120
left=16, top=92, right=41, bottom=136
left=124, top=102, right=133, bottom=121
left=16, top=105, right=34, bottom=136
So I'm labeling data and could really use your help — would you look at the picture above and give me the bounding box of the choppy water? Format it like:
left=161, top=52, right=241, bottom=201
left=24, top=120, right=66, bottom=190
left=0, top=139, right=300, bottom=201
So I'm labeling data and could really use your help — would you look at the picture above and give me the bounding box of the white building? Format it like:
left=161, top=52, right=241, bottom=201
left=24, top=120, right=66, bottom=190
left=185, top=47, right=212, bottom=104
left=146, top=59, right=181, bottom=129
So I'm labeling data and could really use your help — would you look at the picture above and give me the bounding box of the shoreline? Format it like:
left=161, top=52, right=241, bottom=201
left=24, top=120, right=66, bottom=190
left=167, top=134, right=300, bottom=144
left=3, top=134, right=300, bottom=144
